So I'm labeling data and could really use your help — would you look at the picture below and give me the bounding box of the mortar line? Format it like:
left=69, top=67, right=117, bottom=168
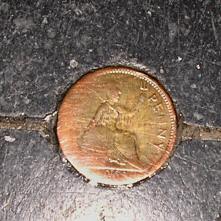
left=181, top=122, right=221, bottom=142
left=0, top=114, right=221, bottom=143
left=0, top=112, right=58, bottom=144
left=0, top=116, right=46, bottom=131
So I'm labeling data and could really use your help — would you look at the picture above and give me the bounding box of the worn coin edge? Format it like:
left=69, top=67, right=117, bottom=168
left=57, top=66, right=178, bottom=185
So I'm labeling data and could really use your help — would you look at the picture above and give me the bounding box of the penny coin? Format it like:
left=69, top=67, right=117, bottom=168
left=57, top=66, right=177, bottom=186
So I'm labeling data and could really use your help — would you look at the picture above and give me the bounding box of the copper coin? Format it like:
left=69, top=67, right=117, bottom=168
left=57, top=66, right=177, bottom=186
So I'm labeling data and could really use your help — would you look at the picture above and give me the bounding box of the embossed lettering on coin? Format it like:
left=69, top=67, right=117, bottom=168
left=57, top=67, right=177, bottom=185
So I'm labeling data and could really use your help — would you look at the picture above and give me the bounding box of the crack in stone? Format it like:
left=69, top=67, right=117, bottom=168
left=181, top=122, right=221, bottom=142
left=0, top=113, right=220, bottom=143
left=0, top=112, right=58, bottom=145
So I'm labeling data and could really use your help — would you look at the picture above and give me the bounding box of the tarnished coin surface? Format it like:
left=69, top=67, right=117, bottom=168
left=57, top=67, right=177, bottom=185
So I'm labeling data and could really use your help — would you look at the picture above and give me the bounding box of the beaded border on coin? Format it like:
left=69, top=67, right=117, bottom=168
left=57, top=66, right=178, bottom=186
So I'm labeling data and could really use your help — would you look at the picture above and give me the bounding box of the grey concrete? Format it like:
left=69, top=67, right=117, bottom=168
left=0, top=1, right=221, bottom=221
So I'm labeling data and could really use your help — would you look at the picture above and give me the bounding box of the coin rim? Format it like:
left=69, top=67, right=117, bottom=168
left=57, top=66, right=178, bottom=186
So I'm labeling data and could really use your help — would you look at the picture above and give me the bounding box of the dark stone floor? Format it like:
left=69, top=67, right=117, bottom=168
left=0, top=130, right=220, bottom=221
left=0, top=1, right=220, bottom=221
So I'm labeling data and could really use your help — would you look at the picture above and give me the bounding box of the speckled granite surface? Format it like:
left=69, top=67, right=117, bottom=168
left=0, top=0, right=220, bottom=125
left=0, top=1, right=220, bottom=220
